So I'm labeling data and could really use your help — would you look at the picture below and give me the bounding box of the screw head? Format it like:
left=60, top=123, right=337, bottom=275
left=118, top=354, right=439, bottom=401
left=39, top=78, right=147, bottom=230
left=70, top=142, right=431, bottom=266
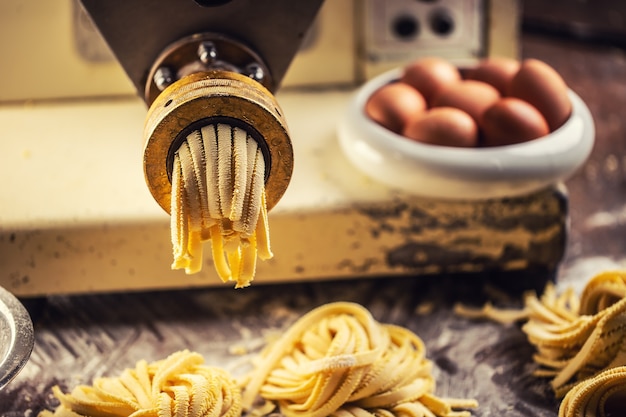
left=154, top=67, right=175, bottom=91
left=198, top=41, right=218, bottom=65
left=246, top=63, right=265, bottom=83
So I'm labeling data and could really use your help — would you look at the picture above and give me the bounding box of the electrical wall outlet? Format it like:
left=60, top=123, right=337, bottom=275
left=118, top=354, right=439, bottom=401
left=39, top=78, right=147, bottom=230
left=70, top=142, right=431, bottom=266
left=358, top=0, right=519, bottom=80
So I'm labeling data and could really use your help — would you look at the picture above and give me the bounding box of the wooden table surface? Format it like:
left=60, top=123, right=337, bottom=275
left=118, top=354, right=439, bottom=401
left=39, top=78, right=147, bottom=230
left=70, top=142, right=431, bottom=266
left=2, top=32, right=626, bottom=416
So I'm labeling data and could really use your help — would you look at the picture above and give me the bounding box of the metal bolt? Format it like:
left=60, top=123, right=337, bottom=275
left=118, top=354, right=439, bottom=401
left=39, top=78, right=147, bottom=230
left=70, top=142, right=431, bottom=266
left=154, top=67, right=175, bottom=91
left=198, top=41, right=218, bottom=65
left=245, top=63, right=265, bottom=83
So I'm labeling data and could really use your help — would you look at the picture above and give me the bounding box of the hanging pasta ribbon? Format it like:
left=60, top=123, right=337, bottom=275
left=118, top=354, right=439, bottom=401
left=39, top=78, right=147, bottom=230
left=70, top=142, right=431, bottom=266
left=241, top=302, right=478, bottom=417
left=170, top=124, right=272, bottom=288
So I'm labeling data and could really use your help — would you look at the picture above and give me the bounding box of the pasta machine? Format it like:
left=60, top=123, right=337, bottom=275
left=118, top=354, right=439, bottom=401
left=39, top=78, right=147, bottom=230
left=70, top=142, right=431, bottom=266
left=0, top=0, right=565, bottom=297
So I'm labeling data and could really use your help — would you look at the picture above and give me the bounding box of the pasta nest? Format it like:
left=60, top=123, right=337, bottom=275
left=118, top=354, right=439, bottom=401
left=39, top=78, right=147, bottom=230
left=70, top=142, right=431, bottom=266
left=455, top=269, right=626, bottom=417
left=241, top=302, right=477, bottom=417
left=40, top=350, right=242, bottom=417
left=559, top=365, right=626, bottom=417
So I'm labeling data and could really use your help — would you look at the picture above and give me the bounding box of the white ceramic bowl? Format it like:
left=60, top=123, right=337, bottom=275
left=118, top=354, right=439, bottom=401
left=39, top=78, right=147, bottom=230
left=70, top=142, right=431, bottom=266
left=0, top=286, right=34, bottom=390
left=338, top=68, right=595, bottom=200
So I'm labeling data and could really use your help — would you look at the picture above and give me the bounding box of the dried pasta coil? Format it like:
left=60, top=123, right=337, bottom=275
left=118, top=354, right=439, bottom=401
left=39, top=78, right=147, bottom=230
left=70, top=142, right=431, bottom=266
left=526, top=295, right=626, bottom=397
left=454, top=270, right=626, bottom=403
left=559, top=365, right=626, bottom=417
left=241, top=302, right=477, bottom=417
left=519, top=271, right=626, bottom=397
left=40, top=350, right=242, bottom=417
left=579, top=270, right=626, bottom=315
left=170, top=123, right=272, bottom=288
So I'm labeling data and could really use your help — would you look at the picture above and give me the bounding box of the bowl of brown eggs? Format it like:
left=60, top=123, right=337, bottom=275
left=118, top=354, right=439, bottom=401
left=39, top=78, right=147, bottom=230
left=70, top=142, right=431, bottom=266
left=338, top=57, right=594, bottom=200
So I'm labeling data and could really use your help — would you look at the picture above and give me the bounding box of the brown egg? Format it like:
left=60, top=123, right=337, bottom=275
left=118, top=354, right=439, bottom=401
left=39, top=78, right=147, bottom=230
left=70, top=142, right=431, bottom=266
left=464, top=57, right=520, bottom=95
left=508, top=58, right=572, bottom=131
left=400, top=57, right=461, bottom=104
left=481, top=97, right=550, bottom=146
left=431, top=80, right=500, bottom=125
left=403, top=107, right=478, bottom=148
left=365, top=82, right=427, bottom=133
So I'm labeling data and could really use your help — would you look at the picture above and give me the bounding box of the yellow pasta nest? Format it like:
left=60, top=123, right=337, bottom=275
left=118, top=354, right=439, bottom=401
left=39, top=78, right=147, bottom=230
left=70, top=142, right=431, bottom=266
left=558, top=365, right=626, bottom=417
left=39, top=350, right=242, bottom=417
left=241, top=301, right=478, bottom=417
left=170, top=124, right=272, bottom=288
left=455, top=270, right=626, bottom=417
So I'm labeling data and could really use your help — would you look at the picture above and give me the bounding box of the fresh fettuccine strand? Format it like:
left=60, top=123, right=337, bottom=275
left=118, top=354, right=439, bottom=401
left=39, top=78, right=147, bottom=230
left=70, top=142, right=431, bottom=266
left=241, top=302, right=478, bottom=417
left=170, top=123, right=273, bottom=288
left=38, top=350, right=242, bottom=417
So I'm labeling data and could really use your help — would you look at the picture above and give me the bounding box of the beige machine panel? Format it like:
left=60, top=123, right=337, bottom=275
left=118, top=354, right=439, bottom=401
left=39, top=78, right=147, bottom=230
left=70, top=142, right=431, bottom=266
left=0, top=1, right=134, bottom=101
left=0, top=0, right=518, bottom=102
left=0, top=0, right=356, bottom=102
